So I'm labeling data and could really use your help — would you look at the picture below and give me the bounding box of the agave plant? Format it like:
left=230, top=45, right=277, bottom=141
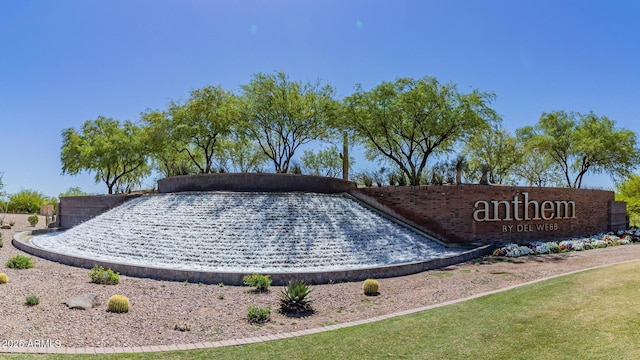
left=279, top=280, right=313, bottom=314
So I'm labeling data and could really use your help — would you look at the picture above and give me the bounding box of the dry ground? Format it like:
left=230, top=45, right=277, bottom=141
left=1, top=213, right=639, bottom=349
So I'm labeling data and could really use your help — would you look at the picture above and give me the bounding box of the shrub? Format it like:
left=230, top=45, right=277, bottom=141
left=247, top=306, right=271, bottom=324
left=243, top=273, right=272, bottom=292
left=28, top=214, right=39, bottom=227
left=25, top=295, right=39, bottom=306
left=107, top=295, right=130, bottom=313
left=355, top=172, right=374, bottom=187
left=280, top=280, right=313, bottom=314
left=6, top=255, right=34, bottom=269
left=89, top=265, right=120, bottom=285
left=0, top=273, right=8, bottom=284
left=362, top=279, right=379, bottom=295
left=174, top=320, right=192, bottom=332
left=8, top=189, right=50, bottom=214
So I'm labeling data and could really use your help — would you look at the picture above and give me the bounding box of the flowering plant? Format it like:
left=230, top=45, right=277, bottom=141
left=493, top=229, right=640, bottom=258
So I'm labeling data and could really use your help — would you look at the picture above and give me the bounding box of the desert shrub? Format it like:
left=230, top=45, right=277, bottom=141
left=25, top=295, right=39, bottom=306
left=243, top=273, right=272, bottom=292
left=89, top=265, right=120, bottom=285
left=0, top=273, right=8, bottom=284
left=6, top=255, right=34, bottom=269
left=280, top=280, right=313, bottom=314
left=107, top=295, right=130, bottom=313
left=247, top=306, right=271, bottom=324
left=289, top=161, right=303, bottom=174
left=7, top=189, right=51, bottom=214
left=354, top=171, right=374, bottom=187
left=174, top=320, right=192, bottom=332
left=362, top=279, right=379, bottom=295
left=28, top=214, right=39, bottom=227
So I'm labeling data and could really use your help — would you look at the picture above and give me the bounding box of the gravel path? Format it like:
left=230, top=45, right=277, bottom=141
left=2, top=214, right=640, bottom=349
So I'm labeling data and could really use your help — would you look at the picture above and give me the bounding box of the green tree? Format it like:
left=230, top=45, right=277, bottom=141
left=343, top=76, right=500, bottom=185
left=301, top=146, right=353, bottom=178
left=512, top=128, right=562, bottom=187
left=241, top=71, right=338, bottom=173
left=143, top=85, right=239, bottom=175
left=61, top=116, right=150, bottom=194
left=513, top=151, right=563, bottom=187
left=519, top=111, right=640, bottom=188
left=616, top=174, right=640, bottom=222
left=58, top=187, right=90, bottom=198
left=464, top=124, right=520, bottom=185
left=141, top=110, right=199, bottom=177
left=7, top=189, right=53, bottom=213
left=215, top=136, right=268, bottom=173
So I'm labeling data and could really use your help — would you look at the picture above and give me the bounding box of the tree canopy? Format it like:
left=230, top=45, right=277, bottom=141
left=464, top=124, right=520, bottom=185
left=7, top=189, right=56, bottom=213
left=301, top=146, right=353, bottom=178
left=616, top=174, right=640, bottom=219
left=241, top=71, right=338, bottom=173
left=59, top=186, right=91, bottom=198
left=519, top=111, right=640, bottom=188
left=344, top=76, right=500, bottom=185
left=59, top=71, right=640, bottom=192
left=61, top=116, right=150, bottom=194
left=143, top=85, right=239, bottom=175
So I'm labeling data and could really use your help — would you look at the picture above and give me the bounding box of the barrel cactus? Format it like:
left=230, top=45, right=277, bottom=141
left=0, top=273, right=8, bottom=284
left=362, top=279, right=379, bottom=295
left=107, top=295, right=130, bottom=313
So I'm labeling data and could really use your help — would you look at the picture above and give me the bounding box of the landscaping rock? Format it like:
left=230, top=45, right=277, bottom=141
left=64, top=293, right=99, bottom=310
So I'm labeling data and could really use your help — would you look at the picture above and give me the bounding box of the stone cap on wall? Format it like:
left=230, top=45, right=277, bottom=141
left=157, top=173, right=357, bottom=194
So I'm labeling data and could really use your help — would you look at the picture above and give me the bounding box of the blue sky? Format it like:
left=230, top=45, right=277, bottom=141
left=1, top=0, right=639, bottom=197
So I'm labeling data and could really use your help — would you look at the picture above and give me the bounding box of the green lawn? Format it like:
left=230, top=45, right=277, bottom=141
left=7, top=261, right=640, bottom=360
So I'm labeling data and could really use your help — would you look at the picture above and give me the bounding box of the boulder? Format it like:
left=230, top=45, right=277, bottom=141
left=64, top=293, right=99, bottom=310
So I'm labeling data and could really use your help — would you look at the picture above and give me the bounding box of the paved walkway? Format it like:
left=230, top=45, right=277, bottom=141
left=0, top=260, right=632, bottom=355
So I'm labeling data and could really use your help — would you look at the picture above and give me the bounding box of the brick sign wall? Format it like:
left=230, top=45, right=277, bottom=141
left=357, top=185, right=619, bottom=244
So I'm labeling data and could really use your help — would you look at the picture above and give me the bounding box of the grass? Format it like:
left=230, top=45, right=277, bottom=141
left=7, top=261, right=640, bottom=359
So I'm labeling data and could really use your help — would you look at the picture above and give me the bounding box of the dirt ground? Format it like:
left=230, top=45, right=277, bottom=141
left=1, top=213, right=639, bottom=348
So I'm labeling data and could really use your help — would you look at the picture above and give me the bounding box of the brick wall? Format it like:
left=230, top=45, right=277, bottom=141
left=158, top=173, right=357, bottom=194
left=356, top=185, right=618, bottom=244
left=58, top=194, right=142, bottom=228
